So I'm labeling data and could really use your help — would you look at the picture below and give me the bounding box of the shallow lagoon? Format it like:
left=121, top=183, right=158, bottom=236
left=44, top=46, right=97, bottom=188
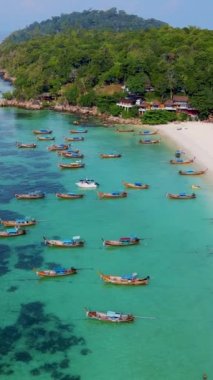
left=0, top=85, right=213, bottom=379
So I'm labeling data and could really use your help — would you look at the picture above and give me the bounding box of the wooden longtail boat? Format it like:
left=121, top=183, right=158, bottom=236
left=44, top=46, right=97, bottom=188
left=0, top=218, right=36, bottom=227
left=48, top=144, right=69, bottom=151
left=103, top=236, right=140, bottom=247
left=123, top=182, right=149, bottom=189
left=166, top=192, right=196, bottom=199
left=15, top=191, right=45, bottom=199
left=100, top=153, right=122, bottom=158
left=33, top=129, right=52, bottom=134
left=16, top=142, right=37, bottom=148
left=43, top=236, right=84, bottom=248
left=70, top=129, right=88, bottom=134
left=36, top=267, right=77, bottom=278
left=37, top=136, right=55, bottom=141
left=139, top=139, right=160, bottom=144
left=178, top=169, right=207, bottom=176
left=99, top=273, right=150, bottom=285
left=98, top=191, right=127, bottom=199
left=116, top=128, right=134, bottom=133
left=85, top=309, right=134, bottom=323
left=58, top=149, right=80, bottom=156
left=59, top=152, right=84, bottom=158
left=0, top=228, right=26, bottom=237
left=56, top=193, right=84, bottom=199
left=169, top=158, right=195, bottom=164
left=139, top=129, right=159, bottom=135
left=64, top=137, right=84, bottom=142
left=59, top=161, right=85, bottom=169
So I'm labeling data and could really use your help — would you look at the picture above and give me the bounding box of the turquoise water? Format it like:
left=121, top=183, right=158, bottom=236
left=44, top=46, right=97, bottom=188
left=0, top=82, right=213, bottom=379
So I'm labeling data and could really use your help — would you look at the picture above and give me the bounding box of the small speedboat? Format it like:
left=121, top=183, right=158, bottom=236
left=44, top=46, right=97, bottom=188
left=75, top=179, right=99, bottom=189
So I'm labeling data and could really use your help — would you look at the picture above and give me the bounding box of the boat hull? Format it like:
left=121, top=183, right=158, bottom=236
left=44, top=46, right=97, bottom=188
left=86, top=310, right=134, bottom=323
left=100, top=273, right=149, bottom=285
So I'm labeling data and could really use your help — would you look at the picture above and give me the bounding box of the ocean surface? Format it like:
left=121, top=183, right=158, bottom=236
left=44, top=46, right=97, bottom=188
left=0, top=79, right=213, bottom=380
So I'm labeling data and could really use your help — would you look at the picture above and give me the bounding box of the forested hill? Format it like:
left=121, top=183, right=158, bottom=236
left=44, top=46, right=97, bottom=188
left=5, top=8, right=167, bottom=43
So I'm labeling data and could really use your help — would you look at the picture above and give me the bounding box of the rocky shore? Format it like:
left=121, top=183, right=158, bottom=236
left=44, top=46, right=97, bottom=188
left=0, top=98, right=142, bottom=125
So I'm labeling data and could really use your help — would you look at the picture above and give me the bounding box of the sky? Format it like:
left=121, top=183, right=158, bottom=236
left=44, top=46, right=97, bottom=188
left=0, top=0, right=212, bottom=39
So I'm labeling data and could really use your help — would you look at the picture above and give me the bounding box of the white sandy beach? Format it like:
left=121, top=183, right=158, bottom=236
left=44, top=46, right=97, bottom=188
left=156, top=121, right=213, bottom=178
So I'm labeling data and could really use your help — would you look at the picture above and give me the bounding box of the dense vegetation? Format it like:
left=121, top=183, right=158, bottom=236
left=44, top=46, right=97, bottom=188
left=5, top=8, right=167, bottom=44
left=0, top=11, right=212, bottom=119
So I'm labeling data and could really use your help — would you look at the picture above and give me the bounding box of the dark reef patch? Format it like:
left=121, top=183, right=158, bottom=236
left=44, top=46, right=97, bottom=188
left=7, top=286, right=18, bottom=292
left=0, top=244, right=11, bottom=276
left=15, top=244, right=43, bottom=270
left=0, top=301, right=86, bottom=378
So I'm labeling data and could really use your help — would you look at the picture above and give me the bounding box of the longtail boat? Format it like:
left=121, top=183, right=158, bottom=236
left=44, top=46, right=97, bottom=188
left=70, top=129, right=88, bottom=133
left=138, top=129, right=159, bottom=135
left=16, top=142, right=37, bottom=148
left=99, top=273, right=150, bottom=285
left=33, top=129, right=52, bottom=135
left=123, top=182, right=149, bottom=189
left=58, top=149, right=80, bottom=156
left=178, top=169, right=207, bottom=176
left=103, top=236, right=140, bottom=247
left=37, top=136, right=55, bottom=141
left=36, top=267, right=77, bottom=278
left=98, top=191, right=127, bottom=199
left=139, top=139, right=160, bottom=144
left=43, top=236, right=84, bottom=248
left=0, top=217, right=37, bottom=227
left=0, top=228, right=26, bottom=237
left=100, top=153, right=122, bottom=158
left=56, top=193, right=84, bottom=199
left=15, top=191, right=45, bottom=199
left=58, top=161, right=85, bottom=169
left=64, top=136, right=84, bottom=142
left=85, top=309, right=134, bottom=323
left=60, top=152, right=84, bottom=158
left=76, top=179, right=99, bottom=188
left=166, top=192, right=196, bottom=200
left=169, top=158, right=195, bottom=164
left=116, top=128, right=134, bottom=133
left=48, top=144, right=69, bottom=151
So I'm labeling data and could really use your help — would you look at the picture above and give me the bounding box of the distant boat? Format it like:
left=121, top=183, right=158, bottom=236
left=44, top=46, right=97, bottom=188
left=15, top=191, right=45, bottom=199
left=0, top=227, right=26, bottom=237
left=37, top=136, right=55, bottom=141
left=56, top=192, right=84, bottom=199
left=138, top=129, right=158, bottom=135
left=99, top=273, right=150, bottom=286
left=64, top=136, right=84, bottom=142
left=102, top=236, right=140, bottom=247
left=43, top=236, right=84, bottom=248
left=58, top=161, right=85, bottom=169
left=58, top=149, right=80, bottom=156
left=116, top=128, right=134, bottom=133
left=48, top=144, right=69, bottom=151
left=170, top=158, right=195, bottom=165
left=16, top=142, right=36, bottom=148
left=33, top=129, right=52, bottom=134
left=100, top=153, right=122, bottom=158
left=123, top=182, right=149, bottom=189
left=85, top=309, right=134, bottom=323
left=75, top=179, right=99, bottom=189
left=139, top=139, right=160, bottom=144
left=98, top=191, right=127, bottom=199
left=36, top=267, right=77, bottom=278
left=0, top=217, right=36, bottom=227
left=59, top=152, right=84, bottom=158
left=166, top=192, right=196, bottom=199
left=70, top=129, right=88, bottom=134
left=191, top=184, right=201, bottom=189
left=178, top=169, right=207, bottom=176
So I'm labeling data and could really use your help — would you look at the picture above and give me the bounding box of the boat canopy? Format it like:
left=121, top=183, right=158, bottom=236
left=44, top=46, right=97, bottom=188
left=107, top=311, right=121, bottom=318
left=121, top=273, right=138, bottom=280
